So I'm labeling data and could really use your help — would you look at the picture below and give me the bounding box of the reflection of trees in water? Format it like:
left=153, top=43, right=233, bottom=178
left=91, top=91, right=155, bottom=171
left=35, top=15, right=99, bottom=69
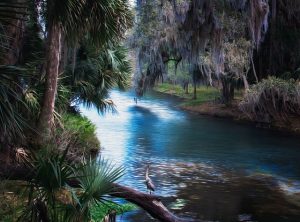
left=122, top=162, right=300, bottom=222
left=171, top=166, right=300, bottom=222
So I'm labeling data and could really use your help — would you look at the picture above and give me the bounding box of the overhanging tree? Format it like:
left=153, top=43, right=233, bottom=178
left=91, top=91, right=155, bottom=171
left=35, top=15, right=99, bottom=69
left=37, top=0, right=132, bottom=141
left=132, top=0, right=273, bottom=102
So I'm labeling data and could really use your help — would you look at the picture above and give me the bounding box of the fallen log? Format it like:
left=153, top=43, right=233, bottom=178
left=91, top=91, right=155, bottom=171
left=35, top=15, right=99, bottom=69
left=0, top=164, right=195, bottom=222
left=111, top=183, right=193, bottom=222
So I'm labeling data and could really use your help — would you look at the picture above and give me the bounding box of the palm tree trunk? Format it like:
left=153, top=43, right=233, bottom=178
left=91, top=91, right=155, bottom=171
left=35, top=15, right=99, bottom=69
left=37, top=23, right=62, bottom=141
left=59, top=33, right=68, bottom=73
left=1, top=19, right=25, bottom=65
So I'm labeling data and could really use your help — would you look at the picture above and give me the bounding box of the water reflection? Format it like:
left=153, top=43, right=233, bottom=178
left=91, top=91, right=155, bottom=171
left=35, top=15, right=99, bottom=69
left=80, top=89, right=300, bottom=222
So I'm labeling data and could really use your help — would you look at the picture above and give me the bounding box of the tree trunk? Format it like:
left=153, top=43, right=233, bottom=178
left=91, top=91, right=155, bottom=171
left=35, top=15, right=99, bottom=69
left=251, top=54, right=259, bottom=83
left=111, top=184, right=193, bottom=222
left=269, top=0, right=276, bottom=75
left=37, top=23, right=62, bottom=141
left=0, top=19, right=25, bottom=65
left=193, top=84, right=197, bottom=99
left=59, top=33, right=68, bottom=74
left=242, top=74, right=249, bottom=91
left=184, top=82, right=189, bottom=94
left=221, top=76, right=234, bottom=105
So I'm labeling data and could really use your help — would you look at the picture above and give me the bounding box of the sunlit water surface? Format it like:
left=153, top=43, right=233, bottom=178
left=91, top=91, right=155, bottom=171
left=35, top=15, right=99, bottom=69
left=81, top=90, right=300, bottom=222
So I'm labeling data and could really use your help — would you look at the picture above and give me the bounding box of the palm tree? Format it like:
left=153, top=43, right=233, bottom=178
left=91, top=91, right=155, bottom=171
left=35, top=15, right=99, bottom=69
left=0, top=1, right=41, bottom=149
left=0, top=66, right=28, bottom=144
left=0, top=0, right=132, bottom=145
left=62, top=43, right=131, bottom=113
left=37, top=0, right=132, bottom=141
left=19, top=148, right=124, bottom=222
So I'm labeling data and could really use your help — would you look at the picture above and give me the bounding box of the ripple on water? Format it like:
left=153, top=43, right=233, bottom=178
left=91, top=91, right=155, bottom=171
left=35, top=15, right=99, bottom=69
left=80, top=90, right=300, bottom=222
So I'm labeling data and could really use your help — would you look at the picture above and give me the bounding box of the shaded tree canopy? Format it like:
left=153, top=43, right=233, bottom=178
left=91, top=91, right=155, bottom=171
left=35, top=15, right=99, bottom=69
left=132, top=0, right=300, bottom=100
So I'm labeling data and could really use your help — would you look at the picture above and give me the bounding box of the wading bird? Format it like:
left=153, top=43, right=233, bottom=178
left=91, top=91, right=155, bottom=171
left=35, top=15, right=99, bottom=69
left=145, top=165, right=155, bottom=194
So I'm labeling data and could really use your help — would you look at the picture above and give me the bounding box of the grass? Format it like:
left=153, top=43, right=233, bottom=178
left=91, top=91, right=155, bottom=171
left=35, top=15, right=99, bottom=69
left=0, top=181, right=27, bottom=222
left=154, top=83, right=245, bottom=106
left=154, top=83, right=221, bottom=106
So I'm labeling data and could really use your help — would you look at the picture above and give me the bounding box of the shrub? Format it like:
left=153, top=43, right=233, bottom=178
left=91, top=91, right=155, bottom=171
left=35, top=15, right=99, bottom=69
left=239, top=77, right=300, bottom=122
left=60, top=113, right=100, bottom=156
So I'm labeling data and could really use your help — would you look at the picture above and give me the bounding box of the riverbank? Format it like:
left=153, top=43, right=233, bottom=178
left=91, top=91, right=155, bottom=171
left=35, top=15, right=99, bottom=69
left=0, top=111, right=136, bottom=221
left=154, top=83, right=300, bottom=135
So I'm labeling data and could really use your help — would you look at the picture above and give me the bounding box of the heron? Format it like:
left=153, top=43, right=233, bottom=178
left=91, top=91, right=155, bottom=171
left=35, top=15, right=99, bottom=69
left=145, top=165, right=155, bottom=194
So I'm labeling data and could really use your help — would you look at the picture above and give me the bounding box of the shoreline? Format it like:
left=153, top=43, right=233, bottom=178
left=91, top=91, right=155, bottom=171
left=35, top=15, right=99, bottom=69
left=153, top=87, right=300, bottom=136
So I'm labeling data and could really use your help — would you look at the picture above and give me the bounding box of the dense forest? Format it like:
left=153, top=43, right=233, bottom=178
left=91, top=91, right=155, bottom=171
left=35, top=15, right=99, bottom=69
left=0, top=0, right=300, bottom=222
left=132, top=0, right=300, bottom=126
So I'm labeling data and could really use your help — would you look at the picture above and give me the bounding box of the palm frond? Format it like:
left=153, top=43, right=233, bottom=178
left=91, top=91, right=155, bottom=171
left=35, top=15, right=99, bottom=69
left=60, top=44, right=131, bottom=113
left=0, top=65, right=29, bottom=141
left=21, top=148, right=124, bottom=222
left=46, top=0, right=133, bottom=46
left=72, top=158, right=124, bottom=220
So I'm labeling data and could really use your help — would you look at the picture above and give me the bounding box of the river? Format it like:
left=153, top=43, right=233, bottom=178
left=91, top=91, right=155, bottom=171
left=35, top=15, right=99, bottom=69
left=81, top=89, right=300, bottom=222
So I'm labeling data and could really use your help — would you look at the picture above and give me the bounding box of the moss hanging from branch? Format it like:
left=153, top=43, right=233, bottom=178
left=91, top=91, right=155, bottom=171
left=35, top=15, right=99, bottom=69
left=249, top=0, right=270, bottom=49
left=133, top=0, right=272, bottom=96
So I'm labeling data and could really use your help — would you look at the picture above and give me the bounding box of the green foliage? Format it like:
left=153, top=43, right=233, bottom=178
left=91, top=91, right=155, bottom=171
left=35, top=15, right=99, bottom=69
left=73, top=158, right=124, bottom=220
left=61, top=113, right=100, bottom=154
left=0, top=179, right=135, bottom=222
left=132, top=0, right=253, bottom=96
left=154, top=83, right=220, bottom=106
left=0, top=0, right=133, bottom=145
left=0, top=1, right=134, bottom=220
left=91, top=202, right=136, bottom=221
left=62, top=44, right=132, bottom=113
left=42, top=0, right=133, bottom=46
left=224, top=38, right=251, bottom=77
left=0, top=180, right=27, bottom=222
left=0, top=65, right=31, bottom=142
left=167, top=61, right=191, bottom=84
left=281, top=68, right=300, bottom=81
left=18, top=149, right=124, bottom=222
left=240, top=77, right=300, bottom=121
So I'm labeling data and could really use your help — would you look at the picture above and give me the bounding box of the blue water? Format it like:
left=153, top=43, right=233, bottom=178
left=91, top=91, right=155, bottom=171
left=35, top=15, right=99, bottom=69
left=81, top=89, right=300, bottom=222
